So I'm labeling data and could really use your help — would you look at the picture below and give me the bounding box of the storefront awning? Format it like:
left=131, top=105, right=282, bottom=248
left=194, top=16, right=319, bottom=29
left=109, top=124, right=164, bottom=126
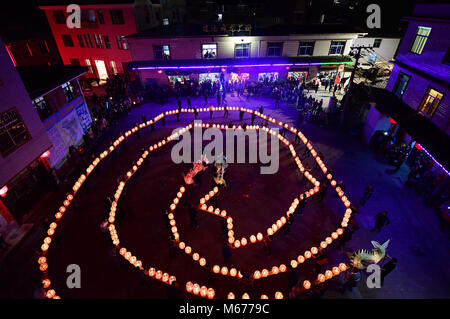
left=129, top=56, right=354, bottom=71
left=356, top=84, right=450, bottom=170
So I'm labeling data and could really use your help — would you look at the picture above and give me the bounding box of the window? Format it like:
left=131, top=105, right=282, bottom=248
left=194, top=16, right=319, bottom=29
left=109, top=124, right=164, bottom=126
left=33, top=97, right=53, bottom=121
left=40, top=41, right=50, bottom=54
left=94, top=34, right=103, bottom=48
left=77, top=35, right=85, bottom=48
left=25, top=43, right=33, bottom=57
left=410, top=26, right=431, bottom=54
left=85, top=59, right=93, bottom=73
left=81, top=10, right=97, bottom=23
left=267, top=42, right=283, bottom=57
left=235, top=43, right=250, bottom=58
left=418, top=88, right=443, bottom=118
left=373, top=39, right=382, bottom=48
left=97, top=10, right=105, bottom=24
left=83, top=35, right=90, bottom=48
left=61, top=35, right=74, bottom=47
left=116, top=36, right=128, bottom=50
left=0, top=109, right=31, bottom=156
left=392, top=72, right=410, bottom=98
left=87, top=35, right=93, bottom=48
left=69, top=58, right=80, bottom=66
left=202, top=44, right=217, bottom=59
left=62, top=82, right=76, bottom=101
left=163, top=18, right=169, bottom=25
left=153, top=45, right=170, bottom=60
left=298, top=41, right=315, bottom=56
left=53, top=10, right=65, bottom=24
left=329, top=41, right=346, bottom=55
left=104, top=36, right=111, bottom=49
left=110, top=9, right=124, bottom=24
left=110, top=61, right=118, bottom=75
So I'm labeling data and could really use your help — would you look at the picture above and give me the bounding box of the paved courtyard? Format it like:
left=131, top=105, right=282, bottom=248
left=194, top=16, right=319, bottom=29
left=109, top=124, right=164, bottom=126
left=0, top=89, right=449, bottom=299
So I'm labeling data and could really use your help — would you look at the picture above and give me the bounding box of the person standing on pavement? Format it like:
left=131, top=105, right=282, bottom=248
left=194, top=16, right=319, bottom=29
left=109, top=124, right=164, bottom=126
left=187, top=96, right=192, bottom=109
left=360, top=184, right=374, bottom=206
left=371, top=211, right=390, bottom=232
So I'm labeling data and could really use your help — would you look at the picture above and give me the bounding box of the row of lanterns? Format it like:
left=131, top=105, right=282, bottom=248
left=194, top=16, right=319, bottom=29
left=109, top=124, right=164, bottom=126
left=39, top=106, right=353, bottom=299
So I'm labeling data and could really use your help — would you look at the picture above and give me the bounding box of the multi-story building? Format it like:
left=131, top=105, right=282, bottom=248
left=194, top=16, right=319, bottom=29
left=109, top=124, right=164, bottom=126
left=39, top=0, right=187, bottom=82
left=0, top=35, right=91, bottom=228
left=40, top=1, right=138, bottom=81
left=363, top=4, right=449, bottom=179
left=127, top=23, right=367, bottom=86
left=0, top=37, right=52, bottom=230
left=3, top=36, right=62, bottom=67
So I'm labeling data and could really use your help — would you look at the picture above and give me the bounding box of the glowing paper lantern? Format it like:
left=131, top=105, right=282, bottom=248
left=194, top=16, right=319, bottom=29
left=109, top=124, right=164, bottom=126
left=303, top=280, right=311, bottom=290
left=228, top=292, right=235, bottom=299
left=242, top=293, right=250, bottom=299
left=213, top=265, right=220, bottom=273
left=221, top=267, right=228, bottom=275
left=275, top=292, right=283, bottom=299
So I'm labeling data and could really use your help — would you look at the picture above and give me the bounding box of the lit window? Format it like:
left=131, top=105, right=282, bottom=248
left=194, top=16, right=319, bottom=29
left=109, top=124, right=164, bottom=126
left=329, top=41, right=346, bottom=55
left=85, top=59, right=93, bottom=73
left=163, top=18, right=169, bottom=25
left=418, top=88, right=443, bottom=118
left=202, top=44, right=217, bottom=59
left=153, top=45, right=170, bottom=60
left=410, top=26, right=431, bottom=55
left=0, top=109, right=31, bottom=156
left=267, top=42, right=283, bottom=57
left=392, top=72, right=410, bottom=98
left=298, top=42, right=315, bottom=56
left=235, top=43, right=250, bottom=58
left=110, top=61, right=118, bottom=75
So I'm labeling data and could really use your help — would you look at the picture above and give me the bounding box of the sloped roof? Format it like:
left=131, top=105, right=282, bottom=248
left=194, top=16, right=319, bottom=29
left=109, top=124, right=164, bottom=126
left=17, top=65, right=87, bottom=99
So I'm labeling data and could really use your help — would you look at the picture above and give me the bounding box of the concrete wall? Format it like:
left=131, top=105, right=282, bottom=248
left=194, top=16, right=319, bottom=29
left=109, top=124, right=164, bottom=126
left=394, top=17, right=450, bottom=84
left=0, top=38, right=52, bottom=191
left=352, top=36, right=401, bottom=65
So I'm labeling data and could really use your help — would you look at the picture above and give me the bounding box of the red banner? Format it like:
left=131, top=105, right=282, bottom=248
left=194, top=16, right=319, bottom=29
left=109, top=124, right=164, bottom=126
left=0, top=199, right=14, bottom=224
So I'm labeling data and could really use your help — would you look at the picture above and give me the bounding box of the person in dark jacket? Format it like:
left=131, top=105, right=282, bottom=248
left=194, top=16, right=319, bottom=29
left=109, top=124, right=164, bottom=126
left=371, top=211, right=390, bottom=232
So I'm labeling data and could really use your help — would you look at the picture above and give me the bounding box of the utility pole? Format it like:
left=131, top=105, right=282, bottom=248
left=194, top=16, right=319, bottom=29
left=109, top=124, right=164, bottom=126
left=339, top=45, right=373, bottom=127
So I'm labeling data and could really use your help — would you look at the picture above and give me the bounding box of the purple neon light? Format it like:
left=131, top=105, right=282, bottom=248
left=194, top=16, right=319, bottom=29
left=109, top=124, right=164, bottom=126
left=417, top=143, right=449, bottom=176
left=132, top=62, right=328, bottom=71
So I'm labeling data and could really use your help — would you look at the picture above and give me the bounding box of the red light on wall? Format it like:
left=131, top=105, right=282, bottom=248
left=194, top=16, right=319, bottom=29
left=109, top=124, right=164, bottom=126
left=389, top=118, right=397, bottom=125
left=415, top=143, right=423, bottom=151
left=286, top=66, right=290, bottom=70
left=40, top=151, right=50, bottom=158
left=0, top=186, right=8, bottom=197
left=157, top=70, right=163, bottom=74
left=221, top=68, right=226, bottom=72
